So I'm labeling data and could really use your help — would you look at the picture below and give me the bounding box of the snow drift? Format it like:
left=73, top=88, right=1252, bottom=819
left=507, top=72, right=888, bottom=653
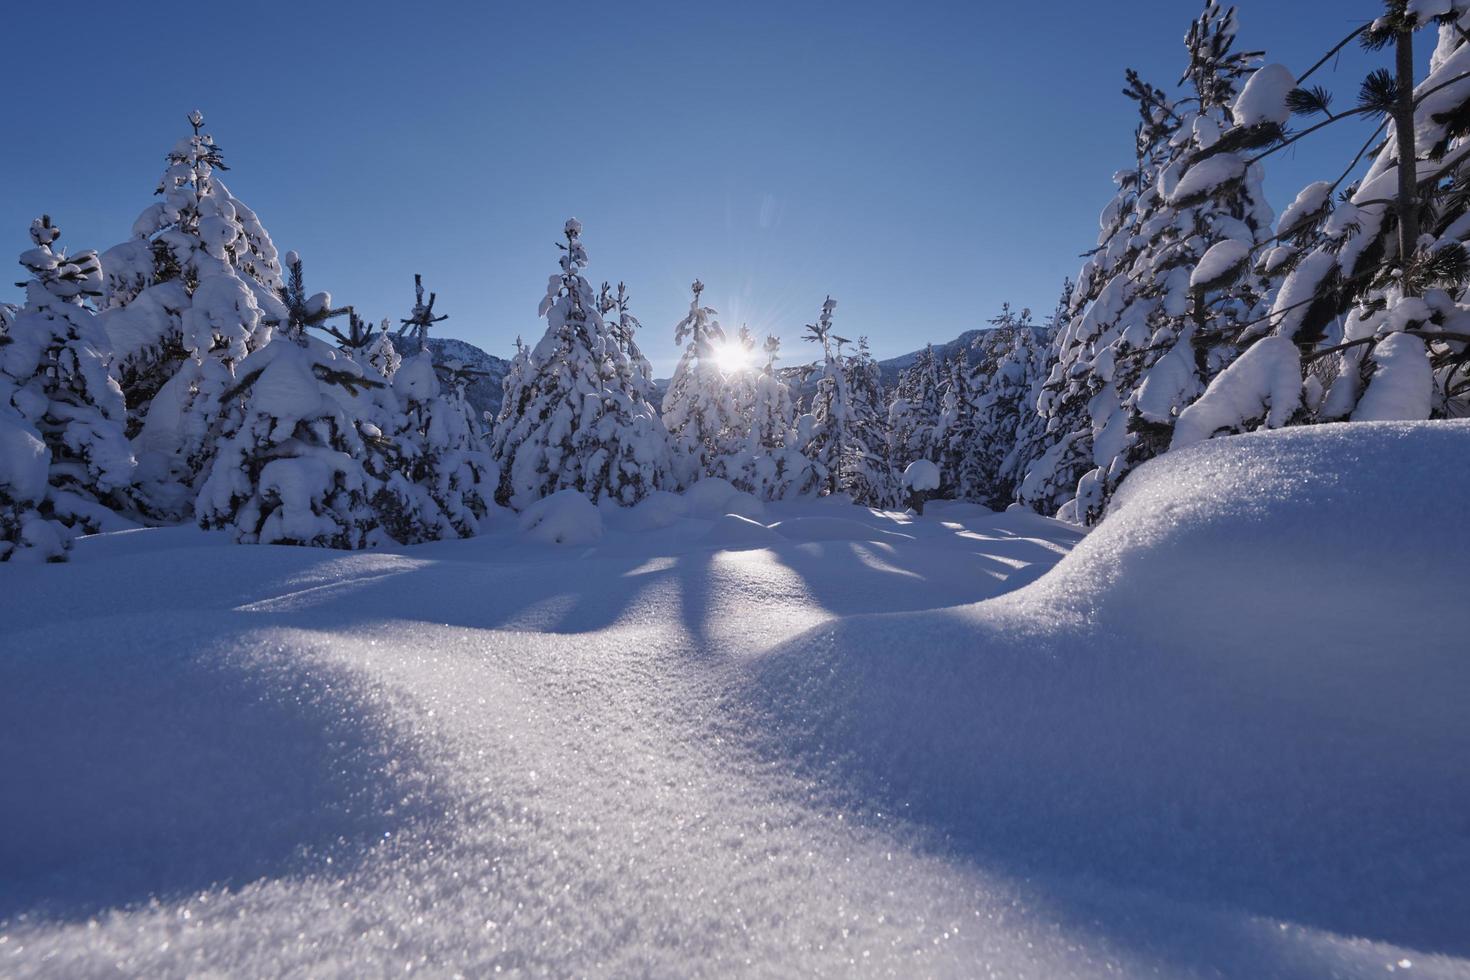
left=737, top=421, right=1470, bottom=956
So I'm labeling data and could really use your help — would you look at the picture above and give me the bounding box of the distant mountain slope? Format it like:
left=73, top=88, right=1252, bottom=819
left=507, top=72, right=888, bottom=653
left=424, top=337, right=511, bottom=421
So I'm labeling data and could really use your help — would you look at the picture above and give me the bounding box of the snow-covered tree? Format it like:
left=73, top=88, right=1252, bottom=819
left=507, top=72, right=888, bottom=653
left=722, top=334, right=821, bottom=499
left=802, top=296, right=863, bottom=498
left=886, top=344, right=942, bottom=476
left=1018, top=1, right=1276, bottom=523
left=98, top=111, right=285, bottom=520
left=662, top=280, right=740, bottom=487
left=491, top=219, right=669, bottom=508
left=843, top=337, right=901, bottom=507
left=196, top=254, right=380, bottom=548
left=376, top=275, right=491, bottom=540
left=928, top=353, right=977, bottom=501
left=969, top=304, right=1053, bottom=509
left=1183, top=3, right=1470, bottom=448
left=0, top=217, right=135, bottom=559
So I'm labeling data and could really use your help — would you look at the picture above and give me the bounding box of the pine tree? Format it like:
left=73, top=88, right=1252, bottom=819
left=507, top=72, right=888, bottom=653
left=662, top=279, right=739, bottom=487
left=196, top=253, right=381, bottom=548
left=968, top=303, right=1052, bottom=509
left=723, top=334, right=820, bottom=499
left=0, top=217, right=135, bottom=559
left=844, top=337, right=900, bottom=507
left=379, top=274, right=491, bottom=540
left=491, top=219, right=667, bottom=508
left=802, top=296, right=856, bottom=497
left=1018, top=1, right=1276, bottom=523
left=886, top=344, right=942, bottom=477
left=1181, top=4, right=1470, bottom=447
left=98, top=111, right=284, bottom=520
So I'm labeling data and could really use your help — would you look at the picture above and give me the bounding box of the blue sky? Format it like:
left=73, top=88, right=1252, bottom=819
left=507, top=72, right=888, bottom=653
left=3, top=1, right=1391, bottom=372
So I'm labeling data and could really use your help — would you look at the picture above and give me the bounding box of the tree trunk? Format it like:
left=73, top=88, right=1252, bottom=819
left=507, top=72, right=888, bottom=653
left=1395, top=28, right=1420, bottom=293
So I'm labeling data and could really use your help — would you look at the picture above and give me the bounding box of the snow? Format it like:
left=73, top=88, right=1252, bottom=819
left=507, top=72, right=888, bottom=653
left=1353, top=332, right=1434, bottom=421
left=1167, top=154, right=1246, bottom=206
left=901, top=457, right=940, bottom=491
left=517, top=487, right=604, bottom=545
left=1231, top=63, right=1295, bottom=129
left=1188, top=239, right=1251, bottom=289
left=2, top=424, right=1468, bottom=976
left=1171, top=336, right=1302, bottom=448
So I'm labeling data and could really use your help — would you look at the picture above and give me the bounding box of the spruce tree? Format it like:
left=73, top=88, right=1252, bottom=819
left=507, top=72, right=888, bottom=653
left=196, top=253, right=381, bottom=548
left=662, top=279, right=738, bottom=487
left=844, top=337, right=900, bottom=507
left=98, top=111, right=284, bottom=520
left=0, top=217, right=135, bottom=558
left=1181, top=4, right=1470, bottom=446
left=723, top=335, right=820, bottom=499
left=490, top=219, right=667, bottom=508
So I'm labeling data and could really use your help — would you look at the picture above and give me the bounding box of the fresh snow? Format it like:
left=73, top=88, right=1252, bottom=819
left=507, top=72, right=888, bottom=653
left=3, top=422, right=1468, bottom=978
left=1231, top=63, right=1295, bottom=128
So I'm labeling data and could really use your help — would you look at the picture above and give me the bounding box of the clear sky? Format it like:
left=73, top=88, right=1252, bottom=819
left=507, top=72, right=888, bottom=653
left=3, top=0, right=1392, bottom=373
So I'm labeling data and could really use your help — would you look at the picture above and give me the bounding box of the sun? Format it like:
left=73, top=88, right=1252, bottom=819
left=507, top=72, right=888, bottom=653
left=711, top=339, right=755, bottom=374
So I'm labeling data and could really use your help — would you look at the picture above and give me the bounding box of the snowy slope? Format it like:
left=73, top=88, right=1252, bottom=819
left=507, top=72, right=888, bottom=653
left=2, top=422, right=1468, bottom=978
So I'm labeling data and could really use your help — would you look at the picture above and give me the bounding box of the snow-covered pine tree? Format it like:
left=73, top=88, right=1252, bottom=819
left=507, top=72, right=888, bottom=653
left=98, top=111, right=286, bottom=520
left=196, top=253, right=381, bottom=548
left=964, top=303, right=1053, bottom=509
left=843, top=337, right=900, bottom=507
left=0, top=217, right=135, bottom=558
left=722, top=334, right=820, bottom=499
left=491, top=220, right=667, bottom=508
left=662, top=279, right=739, bottom=487
left=378, top=274, right=492, bottom=540
left=585, top=280, right=672, bottom=503
left=1018, top=1, right=1276, bottom=524
left=885, top=344, right=942, bottom=478
left=928, top=352, right=978, bottom=501
left=802, top=296, right=859, bottom=497
left=1177, top=3, right=1470, bottom=448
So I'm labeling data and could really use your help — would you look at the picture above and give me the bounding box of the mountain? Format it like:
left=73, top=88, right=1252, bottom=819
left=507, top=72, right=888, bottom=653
left=424, top=337, right=512, bottom=421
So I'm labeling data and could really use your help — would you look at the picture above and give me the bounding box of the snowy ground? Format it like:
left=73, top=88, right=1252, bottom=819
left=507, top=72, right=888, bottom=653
left=3, top=423, right=1468, bottom=978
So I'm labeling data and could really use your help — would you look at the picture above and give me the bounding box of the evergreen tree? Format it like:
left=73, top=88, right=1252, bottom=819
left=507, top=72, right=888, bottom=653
left=723, top=334, right=820, bottom=499
left=886, top=344, right=942, bottom=477
left=491, top=219, right=668, bottom=508
left=1019, top=1, right=1276, bottom=523
left=196, top=253, right=381, bottom=548
left=662, top=279, right=739, bottom=486
left=1181, top=4, right=1470, bottom=447
left=844, top=337, right=901, bottom=507
left=380, top=274, right=491, bottom=539
left=802, top=296, right=855, bottom=497
left=98, top=111, right=285, bottom=520
left=968, top=304, right=1052, bottom=509
left=0, top=217, right=135, bottom=559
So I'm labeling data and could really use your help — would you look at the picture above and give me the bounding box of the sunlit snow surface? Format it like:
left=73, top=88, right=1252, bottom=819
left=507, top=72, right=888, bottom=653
left=3, top=422, right=1468, bottom=978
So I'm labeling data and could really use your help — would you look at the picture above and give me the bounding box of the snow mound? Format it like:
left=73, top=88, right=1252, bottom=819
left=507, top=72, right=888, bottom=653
left=612, top=489, right=690, bottom=531
left=0, top=615, right=435, bottom=920
left=701, top=513, right=777, bottom=551
left=677, top=477, right=767, bottom=521
left=518, top=488, right=604, bottom=546
left=740, top=421, right=1470, bottom=955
